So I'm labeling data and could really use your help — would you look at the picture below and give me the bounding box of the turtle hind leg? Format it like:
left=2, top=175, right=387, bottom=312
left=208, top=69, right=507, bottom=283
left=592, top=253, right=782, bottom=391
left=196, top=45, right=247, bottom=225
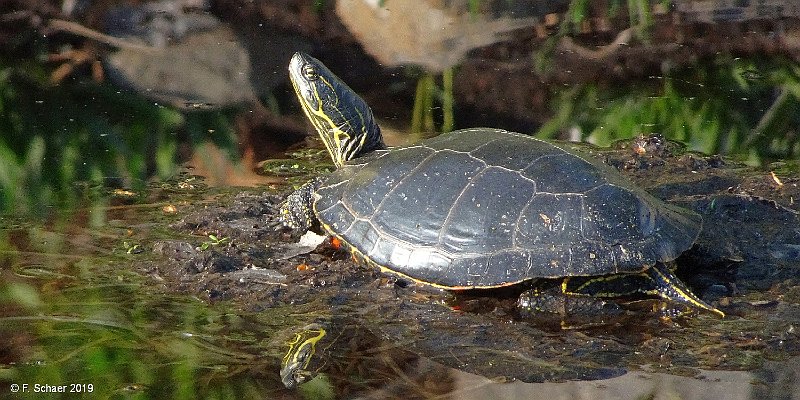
left=279, top=177, right=323, bottom=232
left=563, top=262, right=724, bottom=317
left=517, top=285, right=624, bottom=320
left=645, top=262, right=725, bottom=318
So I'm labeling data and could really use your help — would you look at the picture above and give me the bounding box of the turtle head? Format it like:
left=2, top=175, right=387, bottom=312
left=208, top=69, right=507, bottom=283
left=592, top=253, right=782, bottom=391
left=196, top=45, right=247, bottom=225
left=289, top=52, right=385, bottom=167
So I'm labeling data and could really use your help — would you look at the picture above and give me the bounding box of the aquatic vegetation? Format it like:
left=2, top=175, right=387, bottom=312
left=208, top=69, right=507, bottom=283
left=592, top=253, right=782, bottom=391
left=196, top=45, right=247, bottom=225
left=537, top=56, right=800, bottom=163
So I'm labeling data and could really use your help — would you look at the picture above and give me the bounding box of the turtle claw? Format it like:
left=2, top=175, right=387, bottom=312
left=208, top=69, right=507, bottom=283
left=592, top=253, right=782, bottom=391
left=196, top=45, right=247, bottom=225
left=267, top=218, right=285, bottom=232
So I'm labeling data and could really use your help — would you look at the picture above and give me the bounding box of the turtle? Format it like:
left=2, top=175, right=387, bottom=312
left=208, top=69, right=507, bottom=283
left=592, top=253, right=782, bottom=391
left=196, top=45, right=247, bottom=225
left=280, top=51, right=724, bottom=318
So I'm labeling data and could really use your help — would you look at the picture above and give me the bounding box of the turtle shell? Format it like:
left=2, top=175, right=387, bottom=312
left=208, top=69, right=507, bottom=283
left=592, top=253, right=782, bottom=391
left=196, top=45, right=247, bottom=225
left=313, top=128, right=702, bottom=289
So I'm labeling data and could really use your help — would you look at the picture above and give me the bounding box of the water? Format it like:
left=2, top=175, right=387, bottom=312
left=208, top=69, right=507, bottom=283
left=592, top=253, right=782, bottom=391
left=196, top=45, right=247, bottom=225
left=3, top=0, right=800, bottom=398
left=0, top=203, right=288, bottom=398
left=1, top=177, right=799, bottom=399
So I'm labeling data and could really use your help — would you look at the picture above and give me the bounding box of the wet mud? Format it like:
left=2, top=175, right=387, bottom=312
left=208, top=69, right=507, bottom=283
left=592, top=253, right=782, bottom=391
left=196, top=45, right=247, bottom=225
left=137, top=135, right=800, bottom=387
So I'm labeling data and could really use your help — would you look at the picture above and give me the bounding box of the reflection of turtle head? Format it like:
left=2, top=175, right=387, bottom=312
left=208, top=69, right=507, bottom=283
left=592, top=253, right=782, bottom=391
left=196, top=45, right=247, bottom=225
left=280, top=323, right=328, bottom=389
left=288, top=52, right=385, bottom=168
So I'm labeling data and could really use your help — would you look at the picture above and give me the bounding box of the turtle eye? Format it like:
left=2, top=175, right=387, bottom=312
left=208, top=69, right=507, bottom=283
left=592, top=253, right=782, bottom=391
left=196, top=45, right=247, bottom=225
left=302, top=64, right=318, bottom=81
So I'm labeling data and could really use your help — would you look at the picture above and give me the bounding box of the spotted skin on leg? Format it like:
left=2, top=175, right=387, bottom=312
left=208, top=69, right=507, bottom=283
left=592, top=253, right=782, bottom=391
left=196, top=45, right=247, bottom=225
left=517, top=286, right=624, bottom=318
left=562, top=262, right=724, bottom=317
left=279, top=178, right=324, bottom=232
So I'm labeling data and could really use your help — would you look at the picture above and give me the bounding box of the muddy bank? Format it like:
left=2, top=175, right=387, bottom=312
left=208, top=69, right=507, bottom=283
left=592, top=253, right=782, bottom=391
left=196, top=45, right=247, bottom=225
left=130, top=135, right=800, bottom=386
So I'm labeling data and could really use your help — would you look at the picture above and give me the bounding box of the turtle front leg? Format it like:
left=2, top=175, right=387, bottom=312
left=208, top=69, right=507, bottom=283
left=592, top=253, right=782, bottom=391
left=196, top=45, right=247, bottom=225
left=279, top=178, right=323, bottom=232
